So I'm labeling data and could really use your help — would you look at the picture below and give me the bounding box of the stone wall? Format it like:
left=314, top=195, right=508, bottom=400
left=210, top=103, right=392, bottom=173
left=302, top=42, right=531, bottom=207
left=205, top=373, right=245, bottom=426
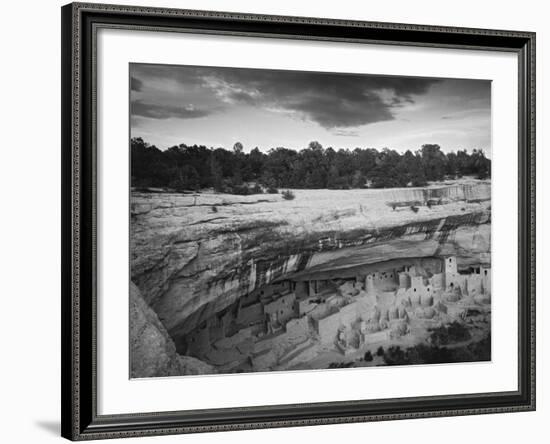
left=264, top=292, right=296, bottom=325
left=237, top=301, right=264, bottom=326
left=429, top=272, right=445, bottom=289
left=286, top=316, right=309, bottom=337
left=317, top=311, right=341, bottom=345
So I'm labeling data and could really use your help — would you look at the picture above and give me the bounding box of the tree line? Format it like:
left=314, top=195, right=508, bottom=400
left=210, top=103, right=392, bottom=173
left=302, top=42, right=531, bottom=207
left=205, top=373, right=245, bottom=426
left=131, top=138, right=491, bottom=194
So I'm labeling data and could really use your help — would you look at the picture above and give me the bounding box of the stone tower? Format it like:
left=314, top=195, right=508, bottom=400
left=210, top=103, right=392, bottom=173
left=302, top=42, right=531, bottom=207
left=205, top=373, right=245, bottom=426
left=480, top=265, right=491, bottom=295
left=444, top=256, right=458, bottom=290
left=365, top=273, right=375, bottom=295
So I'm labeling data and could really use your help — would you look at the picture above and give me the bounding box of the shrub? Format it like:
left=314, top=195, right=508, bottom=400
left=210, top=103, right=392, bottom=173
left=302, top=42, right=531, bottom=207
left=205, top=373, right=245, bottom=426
left=282, top=190, right=295, bottom=200
left=364, top=351, right=373, bottom=362
left=411, top=178, right=428, bottom=187
left=383, top=346, right=409, bottom=366
left=229, top=184, right=251, bottom=195
left=477, top=170, right=489, bottom=180
left=266, top=186, right=279, bottom=194
left=410, top=205, right=419, bottom=213
left=134, top=187, right=154, bottom=193
left=376, top=346, right=384, bottom=357
left=251, top=183, right=263, bottom=194
left=328, top=361, right=355, bottom=369
left=226, top=183, right=265, bottom=195
left=407, top=344, right=454, bottom=364
left=429, top=321, right=471, bottom=346
left=211, top=205, right=218, bottom=213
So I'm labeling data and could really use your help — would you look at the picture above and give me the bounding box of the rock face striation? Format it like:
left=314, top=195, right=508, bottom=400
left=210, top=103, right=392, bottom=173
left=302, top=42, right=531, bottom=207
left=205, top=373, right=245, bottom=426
left=130, top=180, right=491, bottom=374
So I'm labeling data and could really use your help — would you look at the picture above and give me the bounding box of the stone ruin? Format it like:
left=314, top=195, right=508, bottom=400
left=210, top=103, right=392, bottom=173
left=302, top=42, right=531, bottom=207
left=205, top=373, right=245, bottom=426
left=182, top=255, right=491, bottom=371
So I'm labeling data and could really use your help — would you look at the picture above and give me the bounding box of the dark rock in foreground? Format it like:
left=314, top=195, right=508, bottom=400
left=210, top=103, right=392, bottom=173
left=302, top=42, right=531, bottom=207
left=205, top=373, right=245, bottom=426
left=130, top=281, right=215, bottom=378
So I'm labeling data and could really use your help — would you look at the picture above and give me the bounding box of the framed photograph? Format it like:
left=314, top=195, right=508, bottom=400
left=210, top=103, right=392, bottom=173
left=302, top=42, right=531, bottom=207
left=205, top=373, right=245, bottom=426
left=61, top=2, right=536, bottom=440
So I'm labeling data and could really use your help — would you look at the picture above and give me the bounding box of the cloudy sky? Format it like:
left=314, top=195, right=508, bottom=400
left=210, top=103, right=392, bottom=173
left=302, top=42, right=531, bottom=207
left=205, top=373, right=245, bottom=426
left=130, top=63, right=491, bottom=156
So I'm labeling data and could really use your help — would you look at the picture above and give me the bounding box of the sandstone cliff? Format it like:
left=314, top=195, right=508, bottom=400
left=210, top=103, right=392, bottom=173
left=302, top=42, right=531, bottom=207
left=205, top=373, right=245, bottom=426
left=130, top=281, right=215, bottom=378
left=130, top=180, right=491, bottom=352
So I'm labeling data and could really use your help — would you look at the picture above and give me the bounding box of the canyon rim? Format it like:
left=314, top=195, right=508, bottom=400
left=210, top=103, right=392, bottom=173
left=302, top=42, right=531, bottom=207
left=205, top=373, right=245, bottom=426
left=129, top=63, right=492, bottom=378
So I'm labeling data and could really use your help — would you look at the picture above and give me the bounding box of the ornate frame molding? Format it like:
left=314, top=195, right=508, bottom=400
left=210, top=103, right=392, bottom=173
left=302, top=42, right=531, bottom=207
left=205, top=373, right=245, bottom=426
left=61, top=2, right=535, bottom=440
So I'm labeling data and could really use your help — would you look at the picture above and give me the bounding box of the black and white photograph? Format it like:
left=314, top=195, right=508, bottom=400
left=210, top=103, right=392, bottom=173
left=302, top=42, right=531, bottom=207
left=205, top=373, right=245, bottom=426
left=129, top=64, right=492, bottom=378
left=0, top=0, right=544, bottom=442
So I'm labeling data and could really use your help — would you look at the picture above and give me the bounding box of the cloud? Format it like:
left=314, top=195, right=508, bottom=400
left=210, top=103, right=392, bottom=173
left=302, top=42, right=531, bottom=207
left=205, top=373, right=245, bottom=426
left=202, top=69, right=440, bottom=128
left=130, top=77, right=143, bottom=92
left=130, top=64, right=441, bottom=127
left=440, top=107, right=491, bottom=121
left=332, top=129, right=359, bottom=137
left=131, top=100, right=211, bottom=119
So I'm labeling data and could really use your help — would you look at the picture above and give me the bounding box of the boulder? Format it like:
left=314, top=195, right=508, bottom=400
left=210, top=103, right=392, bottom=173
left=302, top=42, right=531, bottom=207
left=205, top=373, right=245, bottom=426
left=130, top=281, right=216, bottom=378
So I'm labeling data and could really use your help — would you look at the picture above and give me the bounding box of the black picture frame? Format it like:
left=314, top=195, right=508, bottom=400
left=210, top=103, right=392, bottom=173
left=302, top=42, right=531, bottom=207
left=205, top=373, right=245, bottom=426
left=61, top=2, right=536, bottom=440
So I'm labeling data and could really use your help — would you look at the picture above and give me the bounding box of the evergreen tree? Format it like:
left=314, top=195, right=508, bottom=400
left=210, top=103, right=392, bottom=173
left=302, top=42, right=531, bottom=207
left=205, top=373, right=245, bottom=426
left=210, top=155, right=224, bottom=192
left=131, top=137, right=491, bottom=193
left=420, top=144, right=446, bottom=181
